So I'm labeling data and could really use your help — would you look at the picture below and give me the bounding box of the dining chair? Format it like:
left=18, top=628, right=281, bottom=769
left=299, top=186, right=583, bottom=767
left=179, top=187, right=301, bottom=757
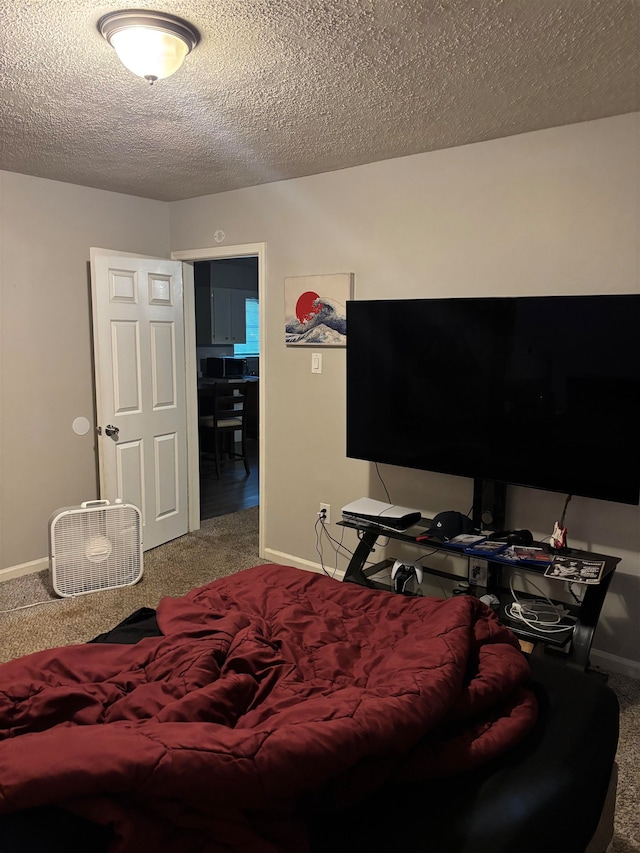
left=198, top=382, right=250, bottom=479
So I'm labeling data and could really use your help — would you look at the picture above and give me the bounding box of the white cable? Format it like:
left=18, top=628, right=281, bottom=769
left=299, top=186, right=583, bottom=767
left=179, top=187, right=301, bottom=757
left=507, top=573, right=576, bottom=634
left=0, top=598, right=61, bottom=614
left=505, top=603, right=574, bottom=634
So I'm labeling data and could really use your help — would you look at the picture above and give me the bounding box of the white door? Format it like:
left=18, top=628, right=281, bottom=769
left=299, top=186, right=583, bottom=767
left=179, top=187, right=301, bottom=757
left=90, top=249, right=189, bottom=551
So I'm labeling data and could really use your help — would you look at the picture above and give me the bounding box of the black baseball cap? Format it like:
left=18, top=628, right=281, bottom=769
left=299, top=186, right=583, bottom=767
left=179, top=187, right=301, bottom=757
left=424, top=510, right=473, bottom=542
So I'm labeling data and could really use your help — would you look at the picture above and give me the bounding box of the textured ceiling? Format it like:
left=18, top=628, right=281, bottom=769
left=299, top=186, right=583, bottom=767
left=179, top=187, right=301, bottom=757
left=1, top=1, right=638, bottom=202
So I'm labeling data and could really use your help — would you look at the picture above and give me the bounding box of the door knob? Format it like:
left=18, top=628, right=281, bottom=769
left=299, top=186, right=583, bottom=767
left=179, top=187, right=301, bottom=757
left=105, top=424, right=119, bottom=438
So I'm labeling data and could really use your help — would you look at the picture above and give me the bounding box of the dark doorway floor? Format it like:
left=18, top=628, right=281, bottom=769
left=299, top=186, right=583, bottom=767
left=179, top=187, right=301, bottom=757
left=199, top=439, right=259, bottom=520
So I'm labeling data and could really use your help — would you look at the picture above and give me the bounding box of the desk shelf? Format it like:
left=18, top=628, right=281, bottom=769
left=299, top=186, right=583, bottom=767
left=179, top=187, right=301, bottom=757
left=337, top=518, right=620, bottom=672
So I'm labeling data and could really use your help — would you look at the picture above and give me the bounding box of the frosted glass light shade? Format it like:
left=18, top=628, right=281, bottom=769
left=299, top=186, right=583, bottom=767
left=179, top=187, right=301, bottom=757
left=110, top=28, right=189, bottom=80
left=99, top=10, right=199, bottom=83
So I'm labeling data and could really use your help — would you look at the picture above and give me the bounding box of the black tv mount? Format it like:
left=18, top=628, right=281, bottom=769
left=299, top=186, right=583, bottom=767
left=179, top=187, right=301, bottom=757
left=472, top=478, right=506, bottom=533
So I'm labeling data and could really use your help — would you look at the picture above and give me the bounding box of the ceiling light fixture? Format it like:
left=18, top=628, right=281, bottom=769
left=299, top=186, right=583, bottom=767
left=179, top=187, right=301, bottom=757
left=98, top=9, right=199, bottom=84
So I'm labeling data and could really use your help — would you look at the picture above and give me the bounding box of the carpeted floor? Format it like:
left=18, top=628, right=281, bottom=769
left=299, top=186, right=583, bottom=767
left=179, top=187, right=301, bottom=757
left=0, top=505, right=638, bottom=851
left=0, top=506, right=267, bottom=662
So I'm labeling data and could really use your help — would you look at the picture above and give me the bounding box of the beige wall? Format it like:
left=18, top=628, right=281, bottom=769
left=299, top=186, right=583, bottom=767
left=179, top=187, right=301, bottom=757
left=0, top=172, right=170, bottom=569
left=170, top=113, right=640, bottom=671
left=0, top=114, right=638, bottom=670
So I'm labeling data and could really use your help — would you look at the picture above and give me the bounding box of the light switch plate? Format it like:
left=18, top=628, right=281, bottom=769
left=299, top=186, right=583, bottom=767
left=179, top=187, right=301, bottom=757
left=311, top=352, right=322, bottom=374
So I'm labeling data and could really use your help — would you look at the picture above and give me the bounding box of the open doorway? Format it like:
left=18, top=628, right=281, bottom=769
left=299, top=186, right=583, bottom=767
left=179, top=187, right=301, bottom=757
left=195, top=257, right=259, bottom=520
left=171, top=242, right=266, bottom=556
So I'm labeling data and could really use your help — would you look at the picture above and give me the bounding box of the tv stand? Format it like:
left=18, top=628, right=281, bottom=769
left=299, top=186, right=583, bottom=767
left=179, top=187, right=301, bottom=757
left=472, top=478, right=506, bottom=532
left=338, top=516, right=620, bottom=674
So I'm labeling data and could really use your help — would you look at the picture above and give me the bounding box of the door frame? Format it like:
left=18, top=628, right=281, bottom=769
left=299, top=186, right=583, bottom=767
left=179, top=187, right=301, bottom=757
left=172, top=243, right=266, bottom=559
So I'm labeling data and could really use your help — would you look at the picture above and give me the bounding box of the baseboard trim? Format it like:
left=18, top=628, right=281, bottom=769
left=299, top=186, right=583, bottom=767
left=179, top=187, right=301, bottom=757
left=0, top=557, right=49, bottom=584
left=262, top=549, right=345, bottom=580
left=589, top=648, right=640, bottom=680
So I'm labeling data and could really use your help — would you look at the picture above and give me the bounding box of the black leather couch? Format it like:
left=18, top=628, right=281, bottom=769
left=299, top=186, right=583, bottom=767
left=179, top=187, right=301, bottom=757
left=308, top=654, right=619, bottom=852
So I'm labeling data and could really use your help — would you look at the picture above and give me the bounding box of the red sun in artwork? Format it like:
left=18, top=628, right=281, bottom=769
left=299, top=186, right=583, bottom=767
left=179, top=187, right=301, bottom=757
left=296, top=291, right=323, bottom=324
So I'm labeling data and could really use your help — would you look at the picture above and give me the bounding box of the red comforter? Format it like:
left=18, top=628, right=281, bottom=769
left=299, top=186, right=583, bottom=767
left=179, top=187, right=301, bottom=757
left=0, top=564, right=537, bottom=851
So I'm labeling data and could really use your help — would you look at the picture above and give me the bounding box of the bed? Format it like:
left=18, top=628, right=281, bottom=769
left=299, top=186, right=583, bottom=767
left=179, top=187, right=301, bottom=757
left=0, top=564, right=619, bottom=852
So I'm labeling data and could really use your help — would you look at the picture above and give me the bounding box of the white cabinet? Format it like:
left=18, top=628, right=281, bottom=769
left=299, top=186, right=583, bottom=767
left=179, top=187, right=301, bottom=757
left=196, top=286, right=250, bottom=345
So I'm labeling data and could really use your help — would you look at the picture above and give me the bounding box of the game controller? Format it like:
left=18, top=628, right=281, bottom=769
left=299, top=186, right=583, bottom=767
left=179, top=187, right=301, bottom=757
left=391, top=560, right=424, bottom=587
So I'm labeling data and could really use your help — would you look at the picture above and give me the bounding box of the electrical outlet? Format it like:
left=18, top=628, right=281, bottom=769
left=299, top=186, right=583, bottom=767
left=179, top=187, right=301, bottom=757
left=319, top=503, right=331, bottom=524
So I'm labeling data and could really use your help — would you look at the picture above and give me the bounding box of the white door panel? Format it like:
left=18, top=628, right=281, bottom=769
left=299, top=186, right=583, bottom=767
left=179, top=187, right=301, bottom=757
left=91, top=249, right=189, bottom=551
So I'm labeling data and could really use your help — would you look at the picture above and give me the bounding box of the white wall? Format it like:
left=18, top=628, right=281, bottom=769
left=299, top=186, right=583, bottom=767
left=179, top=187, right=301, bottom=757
left=0, top=172, right=171, bottom=571
left=170, top=113, right=640, bottom=673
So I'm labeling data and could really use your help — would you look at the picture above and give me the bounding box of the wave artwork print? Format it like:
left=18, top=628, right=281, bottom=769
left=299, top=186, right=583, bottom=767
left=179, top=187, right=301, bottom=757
left=284, top=273, right=354, bottom=346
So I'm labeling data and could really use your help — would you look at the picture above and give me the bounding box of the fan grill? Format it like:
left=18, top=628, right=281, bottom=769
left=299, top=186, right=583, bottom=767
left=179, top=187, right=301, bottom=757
left=50, top=503, right=143, bottom=596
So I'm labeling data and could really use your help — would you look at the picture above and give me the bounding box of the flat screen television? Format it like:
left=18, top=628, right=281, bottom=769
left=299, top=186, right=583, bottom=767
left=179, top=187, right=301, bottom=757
left=346, top=295, right=640, bottom=512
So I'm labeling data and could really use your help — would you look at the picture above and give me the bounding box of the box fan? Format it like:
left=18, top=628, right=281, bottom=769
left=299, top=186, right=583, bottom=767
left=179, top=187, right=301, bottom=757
left=49, top=500, right=143, bottom=597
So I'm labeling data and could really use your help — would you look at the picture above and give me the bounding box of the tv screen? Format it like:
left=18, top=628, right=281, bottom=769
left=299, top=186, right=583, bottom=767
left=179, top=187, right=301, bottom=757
left=346, top=295, right=640, bottom=506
